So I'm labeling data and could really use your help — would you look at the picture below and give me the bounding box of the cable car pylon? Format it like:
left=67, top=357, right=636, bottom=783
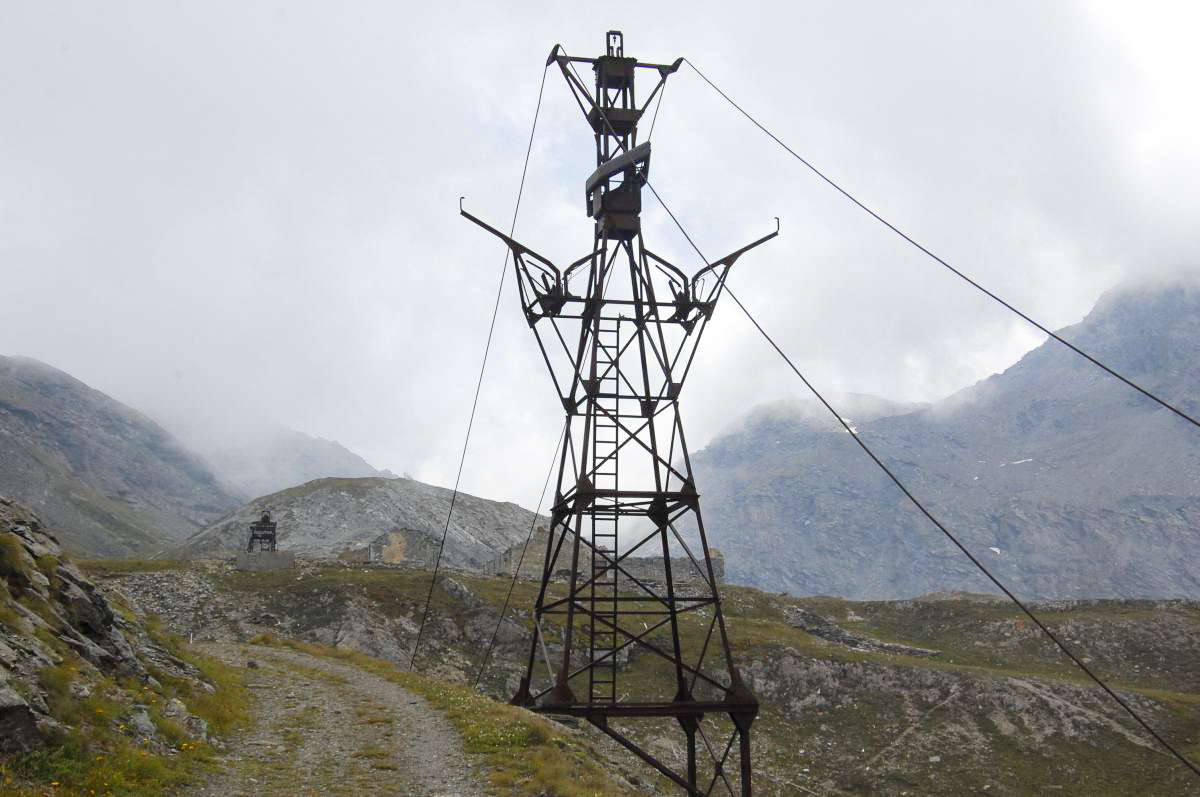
left=463, top=31, right=776, bottom=796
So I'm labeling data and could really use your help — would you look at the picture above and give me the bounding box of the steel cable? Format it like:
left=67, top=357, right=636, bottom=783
left=682, top=57, right=1200, bottom=433
left=472, top=422, right=565, bottom=688
left=410, top=63, right=550, bottom=670
left=644, top=172, right=1200, bottom=777
left=558, top=48, right=1199, bottom=780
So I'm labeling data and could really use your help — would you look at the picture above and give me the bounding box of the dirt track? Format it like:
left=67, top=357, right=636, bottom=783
left=182, top=643, right=488, bottom=797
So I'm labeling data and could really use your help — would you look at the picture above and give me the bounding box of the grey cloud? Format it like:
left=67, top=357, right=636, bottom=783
left=1, top=1, right=1196, bottom=509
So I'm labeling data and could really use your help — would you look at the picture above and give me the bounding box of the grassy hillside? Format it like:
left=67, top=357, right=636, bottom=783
left=0, top=543, right=246, bottom=796
left=90, top=559, right=1200, bottom=796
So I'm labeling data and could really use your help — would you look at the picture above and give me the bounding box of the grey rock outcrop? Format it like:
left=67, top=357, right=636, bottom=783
left=0, top=497, right=161, bottom=751
left=0, top=682, right=38, bottom=751
left=685, top=282, right=1200, bottom=599
left=0, top=497, right=223, bottom=760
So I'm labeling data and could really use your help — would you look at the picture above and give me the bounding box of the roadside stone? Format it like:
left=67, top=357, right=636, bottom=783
left=0, top=684, right=39, bottom=753
left=129, top=708, right=157, bottom=737
left=163, top=697, right=188, bottom=719
left=184, top=714, right=208, bottom=740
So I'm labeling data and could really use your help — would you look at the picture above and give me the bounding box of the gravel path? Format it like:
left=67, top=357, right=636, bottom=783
left=184, top=643, right=488, bottom=797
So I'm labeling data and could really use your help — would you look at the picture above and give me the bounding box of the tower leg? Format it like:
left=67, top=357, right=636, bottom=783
left=686, top=726, right=698, bottom=796
left=740, top=728, right=752, bottom=797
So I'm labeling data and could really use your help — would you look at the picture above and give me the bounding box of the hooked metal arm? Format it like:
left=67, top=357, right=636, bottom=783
left=662, top=221, right=780, bottom=331
left=460, top=206, right=571, bottom=323
left=691, top=222, right=779, bottom=290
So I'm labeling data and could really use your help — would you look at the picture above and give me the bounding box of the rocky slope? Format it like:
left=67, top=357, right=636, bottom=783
left=184, top=426, right=392, bottom=500
left=177, top=476, right=546, bottom=569
left=4, top=499, right=633, bottom=797
left=687, top=282, right=1200, bottom=599
left=94, top=559, right=1200, bottom=796
left=0, top=356, right=240, bottom=556
left=0, top=496, right=231, bottom=784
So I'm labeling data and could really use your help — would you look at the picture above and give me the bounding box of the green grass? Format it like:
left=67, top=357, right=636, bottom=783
left=2, top=661, right=212, bottom=797
left=142, top=617, right=249, bottom=737
left=0, top=581, right=25, bottom=632
left=34, top=554, right=59, bottom=580
left=76, top=559, right=188, bottom=577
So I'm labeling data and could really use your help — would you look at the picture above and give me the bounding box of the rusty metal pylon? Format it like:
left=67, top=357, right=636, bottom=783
left=463, top=31, right=775, bottom=796
left=247, top=510, right=277, bottom=552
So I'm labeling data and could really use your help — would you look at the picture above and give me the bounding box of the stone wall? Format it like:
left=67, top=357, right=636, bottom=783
left=490, top=527, right=551, bottom=579
left=338, top=529, right=440, bottom=567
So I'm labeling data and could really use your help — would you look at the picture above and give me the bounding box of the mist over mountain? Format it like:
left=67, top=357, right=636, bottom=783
left=0, top=356, right=399, bottom=558
left=0, top=355, right=240, bottom=556
left=686, top=281, right=1200, bottom=599
left=183, top=426, right=393, bottom=500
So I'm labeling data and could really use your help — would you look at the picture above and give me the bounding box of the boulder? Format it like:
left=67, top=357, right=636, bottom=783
left=128, top=708, right=156, bottom=738
left=0, top=684, right=39, bottom=752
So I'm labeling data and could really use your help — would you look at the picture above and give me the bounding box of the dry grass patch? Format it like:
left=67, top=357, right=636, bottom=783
left=76, top=559, right=188, bottom=577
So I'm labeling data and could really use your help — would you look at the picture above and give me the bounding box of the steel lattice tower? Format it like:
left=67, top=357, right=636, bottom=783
left=464, top=32, right=775, bottom=796
left=247, top=511, right=277, bottom=552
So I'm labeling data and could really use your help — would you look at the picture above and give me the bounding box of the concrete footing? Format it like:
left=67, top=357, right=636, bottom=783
left=234, top=551, right=296, bottom=571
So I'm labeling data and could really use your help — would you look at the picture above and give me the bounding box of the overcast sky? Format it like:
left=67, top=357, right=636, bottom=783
left=2, top=1, right=1198, bottom=509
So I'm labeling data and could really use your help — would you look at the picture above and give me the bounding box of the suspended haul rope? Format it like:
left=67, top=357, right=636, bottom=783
left=563, top=53, right=1198, bottom=773
left=638, top=157, right=1200, bottom=778
left=410, top=63, right=551, bottom=670
left=472, top=422, right=565, bottom=688
left=723, top=285, right=1200, bottom=778
left=682, top=58, right=1200, bottom=433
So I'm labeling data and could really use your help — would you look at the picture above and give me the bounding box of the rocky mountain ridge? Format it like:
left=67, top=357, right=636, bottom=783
left=178, top=476, right=547, bottom=569
left=687, top=282, right=1200, bottom=599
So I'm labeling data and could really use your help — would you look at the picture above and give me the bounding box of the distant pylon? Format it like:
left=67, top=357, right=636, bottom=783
left=247, top=510, right=277, bottom=552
